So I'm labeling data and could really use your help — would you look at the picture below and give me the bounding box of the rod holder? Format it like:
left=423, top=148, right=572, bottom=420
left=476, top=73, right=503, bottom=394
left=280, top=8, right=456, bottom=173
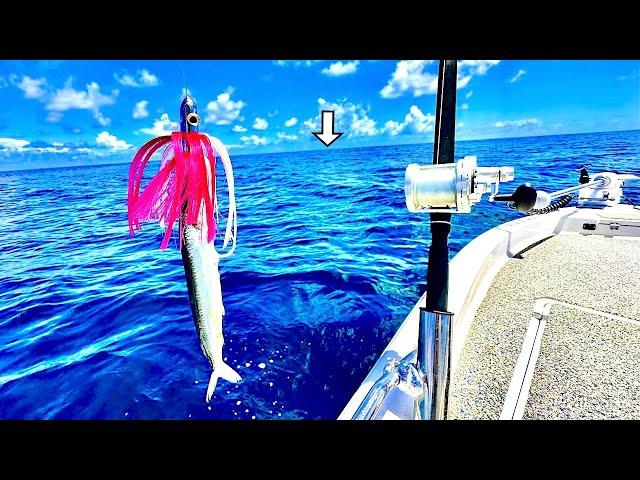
left=415, top=308, right=453, bottom=420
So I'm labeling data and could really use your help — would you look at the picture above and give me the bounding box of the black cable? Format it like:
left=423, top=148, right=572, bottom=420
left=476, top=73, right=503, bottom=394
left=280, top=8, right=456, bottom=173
left=527, top=194, right=573, bottom=215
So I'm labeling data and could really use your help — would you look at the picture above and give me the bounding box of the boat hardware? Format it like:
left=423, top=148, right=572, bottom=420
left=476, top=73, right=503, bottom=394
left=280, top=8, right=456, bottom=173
left=501, top=298, right=640, bottom=420
left=351, top=350, right=420, bottom=420
left=494, top=170, right=640, bottom=212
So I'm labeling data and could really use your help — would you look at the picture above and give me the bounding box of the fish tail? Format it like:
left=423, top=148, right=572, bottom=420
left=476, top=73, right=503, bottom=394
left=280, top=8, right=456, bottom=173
left=205, top=361, right=242, bottom=403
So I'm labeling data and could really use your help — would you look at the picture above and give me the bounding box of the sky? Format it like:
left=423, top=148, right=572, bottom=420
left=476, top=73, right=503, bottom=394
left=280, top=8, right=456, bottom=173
left=0, top=59, right=639, bottom=170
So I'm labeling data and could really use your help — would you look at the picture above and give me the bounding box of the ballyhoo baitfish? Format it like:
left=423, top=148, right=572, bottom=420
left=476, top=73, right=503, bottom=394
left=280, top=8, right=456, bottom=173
left=127, top=95, right=241, bottom=402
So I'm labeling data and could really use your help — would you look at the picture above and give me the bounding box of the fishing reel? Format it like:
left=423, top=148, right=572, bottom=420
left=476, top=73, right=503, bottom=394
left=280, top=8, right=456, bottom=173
left=405, top=156, right=515, bottom=213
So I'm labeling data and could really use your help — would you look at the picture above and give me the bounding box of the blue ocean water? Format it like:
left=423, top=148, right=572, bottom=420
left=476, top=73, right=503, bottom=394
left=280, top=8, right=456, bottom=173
left=0, top=130, right=638, bottom=420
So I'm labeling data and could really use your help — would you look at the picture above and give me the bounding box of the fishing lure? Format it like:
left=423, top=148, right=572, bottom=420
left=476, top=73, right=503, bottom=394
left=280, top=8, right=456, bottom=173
left=127, top=96, right=241, bottom=403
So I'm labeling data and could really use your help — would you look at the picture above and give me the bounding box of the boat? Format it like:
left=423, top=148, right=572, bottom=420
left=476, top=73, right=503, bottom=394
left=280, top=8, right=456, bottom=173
left=339, top=60, right=640, bottom=420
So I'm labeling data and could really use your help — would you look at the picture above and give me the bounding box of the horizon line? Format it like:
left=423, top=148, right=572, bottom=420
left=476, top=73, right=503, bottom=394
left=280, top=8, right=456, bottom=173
left=2, top=127, right=638, bottom=173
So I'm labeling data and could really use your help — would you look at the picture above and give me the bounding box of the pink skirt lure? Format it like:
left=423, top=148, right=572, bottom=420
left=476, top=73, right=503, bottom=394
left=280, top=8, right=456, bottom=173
left=127, top=132, right=219, bottom=249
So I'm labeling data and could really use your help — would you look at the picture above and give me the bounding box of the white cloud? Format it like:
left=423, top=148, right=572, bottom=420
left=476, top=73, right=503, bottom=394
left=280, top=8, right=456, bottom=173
left=381, top=60, right=500, bottom=99
left=351, top=114, right=377, bottom=136
left=380, top=60, right=437, bottom=99
left=45, top=79, right=117, bottom=126
left=382, top=120, right=404, bottom=136
left=461, top=103, right=469, bottom=110
left=509, top=69, right=527, bottom=83
left=132, top=100, right=149, bottom=119
left=302, top=97, right=378, bottom=138
left=232, top=125, right=247, bottom=132
left=382, top=105, right=436, bottom=136
left=17, top=75, right=47, bottom=99
left=268, top=110, right=279, bottom=117
left=205, top=87, right=246, bottom=125
left=139, top=69, right=158, bottom=86
left=284, top=117, right=298, bottom=127
left=115, top=69, right=159, bottom=87
left=139, top=113, right=178, bottom=136
left=273, top=60, right=321, bottom=68
left=96, top=131, right=132, bottom=150
left=494, top=118, right=541, bottom=128
left=402, top=105, right=436, bottom=133
left=466, top=90, right=473, bottom=99
left=456, top=60, right=500, bottom=90
left=303, top=118, right=318, bottom=130
left=458, top=60, right=500, bottom=76
left=322, top=61, right=360, bottom=77
left=0, top=138, right=89, bottom=155
left=253, top=117, right=269, bottom=130
left=240, top=135, right=268, bottom=146
left=0, top=137, right=30, bottom=150
left=276, top=132, right=298, bottom=141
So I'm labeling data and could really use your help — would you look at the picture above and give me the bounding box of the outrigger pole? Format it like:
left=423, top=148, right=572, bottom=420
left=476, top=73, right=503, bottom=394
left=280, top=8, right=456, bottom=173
left=415, top=60, right=457, bottom=420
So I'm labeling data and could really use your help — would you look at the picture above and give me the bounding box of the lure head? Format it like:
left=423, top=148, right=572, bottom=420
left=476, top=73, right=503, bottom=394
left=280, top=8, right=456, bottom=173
left=180, top=95, right=200, bottom=133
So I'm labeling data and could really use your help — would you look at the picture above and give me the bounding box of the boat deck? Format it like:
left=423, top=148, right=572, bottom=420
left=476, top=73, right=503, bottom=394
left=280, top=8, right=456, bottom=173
left=448, top=232, right=640, bottom=419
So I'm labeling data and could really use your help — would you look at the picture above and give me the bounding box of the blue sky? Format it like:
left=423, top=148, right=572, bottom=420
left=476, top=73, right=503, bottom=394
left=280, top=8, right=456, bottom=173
left=0, top=60, right=639, bottom=170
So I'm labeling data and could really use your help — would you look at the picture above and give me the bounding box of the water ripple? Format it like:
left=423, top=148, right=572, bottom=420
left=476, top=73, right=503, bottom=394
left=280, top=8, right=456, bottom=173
left=0, top=131, right=638, bottom=419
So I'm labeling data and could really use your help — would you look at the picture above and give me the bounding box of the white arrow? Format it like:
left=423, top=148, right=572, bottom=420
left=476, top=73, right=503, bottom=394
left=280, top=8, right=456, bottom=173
left=312, top=110, right=343, bottom=147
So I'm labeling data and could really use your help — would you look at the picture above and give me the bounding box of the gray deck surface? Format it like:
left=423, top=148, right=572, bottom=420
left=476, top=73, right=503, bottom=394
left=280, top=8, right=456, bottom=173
left=448, top=233, right=640, bottom=419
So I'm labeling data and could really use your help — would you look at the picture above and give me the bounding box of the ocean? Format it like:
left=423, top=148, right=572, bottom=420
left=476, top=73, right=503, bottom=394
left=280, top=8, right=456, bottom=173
left=0, top=130, right=638, bottom=419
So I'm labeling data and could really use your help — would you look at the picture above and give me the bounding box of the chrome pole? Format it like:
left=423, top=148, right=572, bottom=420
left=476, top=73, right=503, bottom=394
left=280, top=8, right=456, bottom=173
left=352, top=369, right=400, bottom=420
left=415, top=309, right=452, bottom=419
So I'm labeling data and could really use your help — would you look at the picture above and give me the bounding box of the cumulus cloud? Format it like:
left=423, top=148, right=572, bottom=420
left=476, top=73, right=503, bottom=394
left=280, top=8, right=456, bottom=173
left=240, top=135, right=268, bottom=146
left=0, top=137, right=30, bottom=150
left=132, top=100, right=149, bottom=119
left=45, top=78, right=117, bottom=126
left=252, top=117, right=268, bottom=130
left=322, top=61, right=359, bottom=77
left=382, top=120, right=404, bottom=136
left=466, top=90, right=473, bottom=99
left=205, top=87, right=246, bottom=125
left=301, top=97, right=379, bottom=138
left=380, top=60, right=500, bottom=99
left=382, top=105, right=436, bottom=136
left=284, top=117, right=298, bottom=127
left=139, top=113, right=178, bottom=136
left=461, top=103, right=469, bottom=110
left=457, top=60, right=500, bottom=89
left=494, top=118, right=541, bottom=128
left=509, top=69, right=527, bottom=83
left=303, top=118, right=318, bottom=131
left=95, top=131, right=132, bottom=150
left=232, top=125, right=247, bottom=132
left=276, top=132, right=298, bottom=141
left=380, top=60, right=437, bottom=99
left=115, top=69, right=159, bottom=87
left=17, top=75, right=47, bottom=99
left=0, top=138, right=90, bottom=155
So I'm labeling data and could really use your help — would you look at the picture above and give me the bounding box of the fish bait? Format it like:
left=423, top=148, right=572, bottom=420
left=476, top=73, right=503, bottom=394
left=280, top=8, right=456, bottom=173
left=127, top=96, right=240, bottom=402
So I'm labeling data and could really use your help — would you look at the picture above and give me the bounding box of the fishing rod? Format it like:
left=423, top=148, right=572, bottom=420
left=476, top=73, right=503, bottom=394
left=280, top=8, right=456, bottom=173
left=353, top=60, right=515, bottom=420
left=415, top=59, right=457, bottom=420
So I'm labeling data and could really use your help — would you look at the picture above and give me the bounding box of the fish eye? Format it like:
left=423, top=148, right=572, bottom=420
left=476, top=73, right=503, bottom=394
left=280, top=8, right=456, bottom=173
left=187, top=113, right=200, bottom=126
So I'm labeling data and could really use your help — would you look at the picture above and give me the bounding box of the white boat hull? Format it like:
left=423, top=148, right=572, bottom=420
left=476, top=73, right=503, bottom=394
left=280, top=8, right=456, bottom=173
left=339, top=204, right=640, bottom=420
